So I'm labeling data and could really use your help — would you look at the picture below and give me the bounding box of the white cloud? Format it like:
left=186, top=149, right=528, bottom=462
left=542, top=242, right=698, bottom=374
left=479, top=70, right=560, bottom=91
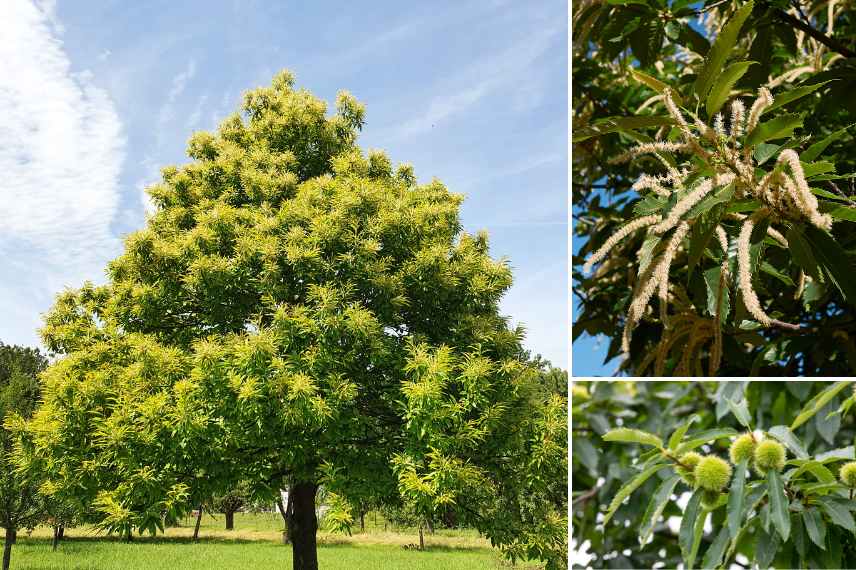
left=155, top=58, right=196, bottom=146
left=0, top=0, right=125, bottom=346
left=382, top=23, right=562, bottom=141
left=186, top=93, right=209, bottom=130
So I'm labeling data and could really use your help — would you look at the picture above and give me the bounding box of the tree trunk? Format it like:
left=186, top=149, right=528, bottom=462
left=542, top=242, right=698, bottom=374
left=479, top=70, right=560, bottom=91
left=58, top=525, right=65, bottom=540
left=225, top=510, right=235, bottom=530
left=3, top=528, right=14, bottom=570
left=193, top=505, right=203, bottom=541
left=287, top=482, right=318, bottom=570
left=427, top=517, right=434, bottom=535
left=359, top=510, right=365, bottom=533
left=52, top=526, right=59, bottom=551
left=276, top=489, right=291, bottom=544
left=124, top=527, right=133, bottom=542
left=418, top=523, right=424, bottom=551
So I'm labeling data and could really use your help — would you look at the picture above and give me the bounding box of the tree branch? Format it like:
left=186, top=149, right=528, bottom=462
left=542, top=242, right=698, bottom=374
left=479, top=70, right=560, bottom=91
left=773, top=8, right=856, bottom=58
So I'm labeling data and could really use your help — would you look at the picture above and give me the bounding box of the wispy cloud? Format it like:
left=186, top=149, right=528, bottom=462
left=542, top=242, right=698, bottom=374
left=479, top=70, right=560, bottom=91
left=381, top=23, right=562, bottom=141
left=0, top=0, right=125, bottom=344
left=156, top=58, right=196, bottom=146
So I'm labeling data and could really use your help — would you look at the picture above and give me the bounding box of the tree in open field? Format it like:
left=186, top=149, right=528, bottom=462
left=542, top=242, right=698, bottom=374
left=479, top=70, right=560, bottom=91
left=0, top=342, right=48, bottom=570
left=573, top=0, right=856, bottom=375
left=572, top=380, right=856, bottom=568
left=16, top=71, right=568, bottom=570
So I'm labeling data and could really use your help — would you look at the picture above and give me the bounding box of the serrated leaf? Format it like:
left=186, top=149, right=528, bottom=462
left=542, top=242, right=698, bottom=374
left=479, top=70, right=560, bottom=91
left=639, top=474, right=681, bottom=545
left=602, top=463, right=671, bottom=527
left=791, top=381, right=852, bottom=430
left=701, top=525, right=730, bottom=569
left=746, top=113, right=804, bottom=147
left=688, top=202, right=727, bottom=278
left=789, top=460, right=835, bottom=483
left=801, top=123, right=855, bottom=162
left=765, top=81, right=831, bottom=114
left=704, top=265, right=731, bottom=326
left=669, top=414, right=699, bottom=450
left=819, top=496, right=856, bottom=531
left=768, top=425, right=809, bottom=459
left=603, top=427, right=664, bottom=447
left=674, top=428, right=739, bottom=455
left=629, top=68, right=683, bottom=105
left=706, top=61, right=756, bottom=117
left=786, top=225, right=823, bottom=282
left=754, top=526, right=780, bottom=569
left=727, top=459, right=747, bottom=539
left=680, top=489, right=704, bottom=567
left=726, top=397, right=752, bottom=428
left=693, top=1, right=754, bottom=100
left=804, top=226, right=856, bottom=303
left=573, top=115, right=675, bottom=142
left=815, top=445, right=855, bottom=462
left=768, top=469, right=791, bottom=541
left=803, top=508, right=827, bottom=550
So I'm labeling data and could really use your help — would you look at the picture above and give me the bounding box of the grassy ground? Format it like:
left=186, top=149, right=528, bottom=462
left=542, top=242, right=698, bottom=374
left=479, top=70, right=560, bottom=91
left=6, top=512, right=538, bottom=569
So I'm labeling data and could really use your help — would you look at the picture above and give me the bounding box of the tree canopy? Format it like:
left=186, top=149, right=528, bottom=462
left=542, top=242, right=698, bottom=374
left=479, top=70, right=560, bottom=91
left=572, top=0, right=856, bottom=375
left=14, top=71, right=567, bottom=570
left=0, top=342, right=48, bottom=570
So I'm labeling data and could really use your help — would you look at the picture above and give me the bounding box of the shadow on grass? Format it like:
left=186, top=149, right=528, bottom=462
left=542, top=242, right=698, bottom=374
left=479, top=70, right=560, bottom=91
left=20, top=535, right=491, bottom=553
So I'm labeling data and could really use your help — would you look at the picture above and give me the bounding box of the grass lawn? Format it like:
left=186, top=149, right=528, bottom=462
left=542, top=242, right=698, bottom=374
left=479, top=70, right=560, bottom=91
left=6, top=513, right=539, bottom=569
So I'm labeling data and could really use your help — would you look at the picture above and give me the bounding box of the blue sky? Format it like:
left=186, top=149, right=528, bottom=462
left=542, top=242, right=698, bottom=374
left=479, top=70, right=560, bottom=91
left=0, top=0, right=567, bottom=369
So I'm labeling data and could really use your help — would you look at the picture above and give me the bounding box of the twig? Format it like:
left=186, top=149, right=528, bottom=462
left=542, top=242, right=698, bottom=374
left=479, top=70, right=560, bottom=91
left=773, top=8, right=856, bottom=58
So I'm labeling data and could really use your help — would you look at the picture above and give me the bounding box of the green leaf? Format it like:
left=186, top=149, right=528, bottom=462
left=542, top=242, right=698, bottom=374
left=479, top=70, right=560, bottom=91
left=768, top=425, right=809, bottom=459
left=629, top=19, right=664, bottom=68
left=704, top=265, right=731, bottom=326
left=786, top=225, right=823, bottom=283
left=669, top=414, right=699, bottom=450
left=602, top=463, right=671, bottom=527
left=745, top=113, right=804, bottom=147
left=727, top=459, right=748, bottom=539
left=701, top=525, right=730, bottom=569
left=754, top=142, right=782, bottom=165
left=639, top=474, right=681, bottom=545
left=688, top=202, right=727, bottom=278
left=677, top=22, right=710, bottom=56
left=802, top=161, right=836, bottom=178
left=693, top=1, right=754, bottom=100
left=629, top=68, right=683, bottom=105
left=765, top=81, right=831, bottom=114
left=680, top=489, right=704, bottom=560
left=802, top=227, right=856, bottom=304
left=819, top=496, right=856, bottom=531
left=603, top=427, right=664, bottom=447
left=573, top=115, right=675, bottom=142
left=754, top=526, right=780, bottom=569
left=824, top=204, right=856, bottom=222
left=674, top=428, right=739, bottom=455
left=726, top=397, right=752, bottom=428
left=706, top=61, right=756, bottom=117
left=768, top=469, right=791, bottom=541
left=791, top=381, right=852, bottom=430
left=803, top=508, right=827, bottom=550
left=815, top=445, right=855, bottom=463
left=789, top=460, right=835, bottom=483
left=802, top=123, right=855, bottom=162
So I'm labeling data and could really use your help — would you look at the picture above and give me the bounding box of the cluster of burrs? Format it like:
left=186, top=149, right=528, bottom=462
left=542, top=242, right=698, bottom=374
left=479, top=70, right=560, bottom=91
left=584, top=86, right=834, bottom=363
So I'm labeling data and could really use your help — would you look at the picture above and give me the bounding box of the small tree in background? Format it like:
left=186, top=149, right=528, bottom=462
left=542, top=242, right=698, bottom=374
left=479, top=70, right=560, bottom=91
left=0, top=342, right=48, bottom=570
left=18, top=71, right=568, bottom=570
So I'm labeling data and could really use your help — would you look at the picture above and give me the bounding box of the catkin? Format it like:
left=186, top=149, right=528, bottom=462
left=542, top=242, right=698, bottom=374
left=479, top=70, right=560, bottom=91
left=654, top=180, right=713, bottom=234
left=729, top=99, right=745, bottom=140
left=622, top=222, right=689, bottom=353
left=583, top=215, right=661, bottom=273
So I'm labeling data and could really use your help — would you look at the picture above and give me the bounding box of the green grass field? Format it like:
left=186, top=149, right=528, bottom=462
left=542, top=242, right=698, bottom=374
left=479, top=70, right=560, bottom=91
left=6, top=513, right=538, bottom=569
